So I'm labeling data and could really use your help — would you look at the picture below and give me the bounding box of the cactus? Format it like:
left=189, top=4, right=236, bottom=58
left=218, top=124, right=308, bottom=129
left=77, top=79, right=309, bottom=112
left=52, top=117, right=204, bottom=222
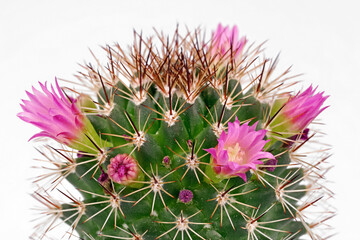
left=19, top=24, right=333, bottom=240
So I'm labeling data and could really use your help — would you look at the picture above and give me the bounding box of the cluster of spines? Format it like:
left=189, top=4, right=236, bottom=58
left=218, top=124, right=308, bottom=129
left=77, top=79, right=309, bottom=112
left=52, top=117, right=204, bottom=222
left=28, top=26, right=333, bottom=240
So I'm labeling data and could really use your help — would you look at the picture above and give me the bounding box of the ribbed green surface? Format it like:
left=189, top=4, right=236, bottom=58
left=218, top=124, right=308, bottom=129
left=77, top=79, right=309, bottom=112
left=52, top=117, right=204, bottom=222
left=61, top=81, right=307, bottom=240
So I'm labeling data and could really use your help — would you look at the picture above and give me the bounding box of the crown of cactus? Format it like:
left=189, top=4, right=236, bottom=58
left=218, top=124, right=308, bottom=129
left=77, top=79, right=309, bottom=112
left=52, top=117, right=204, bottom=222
left=19, top=24, right=333, bottom=240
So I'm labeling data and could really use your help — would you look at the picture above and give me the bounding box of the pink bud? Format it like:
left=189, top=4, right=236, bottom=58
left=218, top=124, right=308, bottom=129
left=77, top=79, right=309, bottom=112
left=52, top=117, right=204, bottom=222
left=282, top=86, right=329, bottom=132
left=179, top=189, right=193, bottom=203
left=163, top=156, right=171, bottom=168
left=18, top=79, right=84, bottom=145
left=107, top=154, right=139, bottom=184
left=210, top=23, right=247, bottom=62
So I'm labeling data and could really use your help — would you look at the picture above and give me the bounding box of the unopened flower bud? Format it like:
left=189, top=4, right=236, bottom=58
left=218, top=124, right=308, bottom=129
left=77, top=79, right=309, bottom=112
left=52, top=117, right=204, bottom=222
left=261, top=158, right=278, bottom=172
left=107, top=154, right=139, bottom=185
left=271, top=86, right=328, bottom=134
left=98, top=167, right=111, bottom=190
left=283, top=128, right=310, bottom=148
left=163, top=156, right=171, bottom=168
left=17, top=79, right=111, bottom=154
left=179, top=189, right=193, bottom=204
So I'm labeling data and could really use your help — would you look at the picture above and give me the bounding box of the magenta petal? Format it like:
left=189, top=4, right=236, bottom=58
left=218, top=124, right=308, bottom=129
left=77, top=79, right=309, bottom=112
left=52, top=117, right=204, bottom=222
left=55, top=78, right=67, bottom=100
left=230, top=26, right=238, bottom=44
left=18, top=80, right=84, bottom=145
left=29, top=131, right=53, bottom=141
left=204, top=148, right=217, bottom=159
left=236, top=173, right=247, bottom=182
left=210, top=23, right=246, bottom=61
left=282, top=86, right=328, bottom=132
left=56, top=132, right=75, bottom=143
left=216, top=149, right=229, bottom=165
left=219, top=130, right=227, bottom=141
left=53, top=114, right=75, bottom=129
left=227, top=161, right=248, bottom=171
left=209, top=118, right=275, bottom=181
left=75, top=115, right=84, bottom=128
left=17, top=112, right=32, bottom=123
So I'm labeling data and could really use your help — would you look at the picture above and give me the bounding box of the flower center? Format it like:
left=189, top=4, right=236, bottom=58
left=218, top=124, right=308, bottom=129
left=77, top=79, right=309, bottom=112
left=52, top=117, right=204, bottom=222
left=227, top=143, right=246, bottom=164
left=118, top=165, right=126, bottom=177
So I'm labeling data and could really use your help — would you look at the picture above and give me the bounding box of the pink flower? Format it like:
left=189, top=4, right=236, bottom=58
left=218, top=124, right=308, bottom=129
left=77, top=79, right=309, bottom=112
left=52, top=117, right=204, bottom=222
left=205, top=118, right=275, bottom=182
left=282, top=86, right=329, bottom=132
left=210, top=24, right=247, bottom=62
left=18, top=79, right=84, bottom=145
left=107, top=154, right=139, bottom=184
left=18, top=79, right=108, bottom=153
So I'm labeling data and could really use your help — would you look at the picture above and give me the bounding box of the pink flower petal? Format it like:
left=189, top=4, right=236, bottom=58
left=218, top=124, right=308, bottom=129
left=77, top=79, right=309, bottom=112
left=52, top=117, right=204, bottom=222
left=282, top=86, right=329, bottom=132
left=209, top=119, right=275, bottom=182
left=18, top=80, right=84, bottom=145
left=210, top=23, right=246, bottom=61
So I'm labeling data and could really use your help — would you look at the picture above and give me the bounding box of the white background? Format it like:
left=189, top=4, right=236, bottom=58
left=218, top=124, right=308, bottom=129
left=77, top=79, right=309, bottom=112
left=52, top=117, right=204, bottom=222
left=1, top=0, right=359, bottom=239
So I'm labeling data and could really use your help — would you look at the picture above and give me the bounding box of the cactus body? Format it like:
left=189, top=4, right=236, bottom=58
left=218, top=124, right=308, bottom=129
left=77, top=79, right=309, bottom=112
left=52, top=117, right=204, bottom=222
left=20, top=25, right=332, bottom=240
